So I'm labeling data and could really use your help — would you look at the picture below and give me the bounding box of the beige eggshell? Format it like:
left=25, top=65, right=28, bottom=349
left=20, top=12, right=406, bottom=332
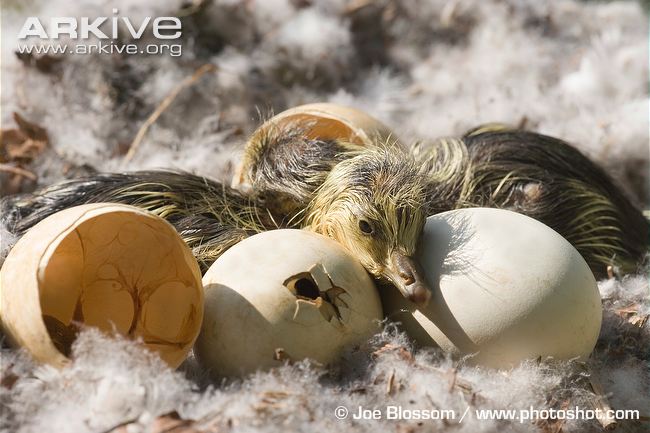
left=195, top=229, right=383, bottom=377
left=0, top=203, right=203, bottom=368
left=233, top=102, right=395, bottom=187
left=382, top=208, right=602, bottom=368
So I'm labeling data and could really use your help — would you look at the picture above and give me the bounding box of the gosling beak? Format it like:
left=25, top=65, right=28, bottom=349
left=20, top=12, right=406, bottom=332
left=387, top=251, right=431, bottom=306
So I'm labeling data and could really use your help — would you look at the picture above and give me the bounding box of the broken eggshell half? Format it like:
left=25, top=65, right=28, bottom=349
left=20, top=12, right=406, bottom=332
left=0, top=203, right=203, bottom=368
left=233, top=102, right=395, bottom=188
left=381, top=208, right=602, bottom=368
left=195, top=229, right=383, bottom=377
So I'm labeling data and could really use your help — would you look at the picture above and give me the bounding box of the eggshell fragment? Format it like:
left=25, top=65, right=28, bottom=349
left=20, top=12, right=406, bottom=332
left=195, top=229, right=383, bottom=377
left=233, top=102, right=395, bottom=187
left=0, top=204, right=203, bottom=368
left=382, top=208, right=602, bottom=368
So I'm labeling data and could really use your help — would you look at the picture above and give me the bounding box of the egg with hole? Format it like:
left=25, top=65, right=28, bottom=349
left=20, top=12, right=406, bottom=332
left=381, top=208, right=602, bottom=368
left=195, top=229, right=383, bottom=377
left=0, top=204, right=203, bottom=368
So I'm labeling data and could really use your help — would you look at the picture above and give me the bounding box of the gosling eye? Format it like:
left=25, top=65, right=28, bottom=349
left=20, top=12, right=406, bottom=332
left=358, top=219, right=374, bottom=235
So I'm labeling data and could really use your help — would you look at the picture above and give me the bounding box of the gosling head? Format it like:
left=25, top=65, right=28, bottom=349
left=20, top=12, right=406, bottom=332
left=304, top=147, right=431, bottom=305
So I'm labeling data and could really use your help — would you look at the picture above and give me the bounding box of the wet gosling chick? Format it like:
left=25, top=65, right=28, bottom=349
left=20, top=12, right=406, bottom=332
left=304, top=147, right=431, bottom=304
left=3, top=148, right=434, bottom=305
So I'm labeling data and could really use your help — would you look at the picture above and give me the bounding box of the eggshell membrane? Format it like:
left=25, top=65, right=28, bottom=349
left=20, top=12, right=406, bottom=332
left=0, top=204, right=203, bottom=368
left=382, top=208, right=602, bottom=368
left=233, top=103, right=395, bottom=187
left=195, top=229, right=383, bottom=377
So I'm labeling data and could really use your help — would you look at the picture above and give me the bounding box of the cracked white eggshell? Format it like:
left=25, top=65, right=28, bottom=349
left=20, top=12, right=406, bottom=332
left=233, top=102, right=395, bottom=187
left=0, top=203, right=203, bottom=368
left=195, top=229, right=383, bottom=377
left=382, top=208, right=602, bottom=368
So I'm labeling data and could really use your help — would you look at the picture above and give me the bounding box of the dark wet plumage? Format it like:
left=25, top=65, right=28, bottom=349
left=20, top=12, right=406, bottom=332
left=2, top=171, right=274, bottom=272
left=2, top=125, right=647, bottom=285
left=415, top=128, right=649, bottom=277
left=239, top=120, right=365, bottom=220
left=466, top=129, right=647, bottom=276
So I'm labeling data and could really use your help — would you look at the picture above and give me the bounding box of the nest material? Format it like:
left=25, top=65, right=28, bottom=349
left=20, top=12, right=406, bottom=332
left=2, top=277, right=649, bottom=433
left=1, top=0, right=648, bottom=432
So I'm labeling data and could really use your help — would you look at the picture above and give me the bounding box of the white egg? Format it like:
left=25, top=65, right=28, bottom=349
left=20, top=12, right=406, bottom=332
left=0, top=204, right=203, bottom=368
left=382, top=208, right=602, bottom=368
left=195, top=229, right=383, bottom=377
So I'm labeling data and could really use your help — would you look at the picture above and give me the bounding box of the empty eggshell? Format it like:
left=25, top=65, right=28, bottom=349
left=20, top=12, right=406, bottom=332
left=195, top=229, right=383, bottom=377
left=233, top=102, right=395, bottom=188
left=0, top=203, right=203, bottom=368
left=382, top=208, right=602, bottom=368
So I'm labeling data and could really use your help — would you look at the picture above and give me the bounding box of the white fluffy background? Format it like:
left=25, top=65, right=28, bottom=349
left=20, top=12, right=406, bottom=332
left=0, top=0, right=649, bottom=432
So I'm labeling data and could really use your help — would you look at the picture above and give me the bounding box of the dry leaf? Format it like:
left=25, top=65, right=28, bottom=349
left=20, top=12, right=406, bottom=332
left=614, top=304, right=649, bottom=328
left=0, top=112, right=48, bottom=196
left=109, top=412, right=201, bottom=433
left=15, top=51, right=64, bottom=74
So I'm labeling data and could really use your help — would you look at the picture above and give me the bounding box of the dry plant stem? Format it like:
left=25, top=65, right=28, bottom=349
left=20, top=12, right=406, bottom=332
left=0, top=163, right=37, bottom=180
left=588, top=374, right=617, bottom=430
left=124, top=64, right=217, bottom=162
left=386, top=369, right=396, bottom=395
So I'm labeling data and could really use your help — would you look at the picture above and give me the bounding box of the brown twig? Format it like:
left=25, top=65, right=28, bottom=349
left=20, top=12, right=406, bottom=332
left=0, top=163, right=37, bottom=180
left=386, top=369, right=395, bottom=395
left=124, top=64, right=217, bottom=162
